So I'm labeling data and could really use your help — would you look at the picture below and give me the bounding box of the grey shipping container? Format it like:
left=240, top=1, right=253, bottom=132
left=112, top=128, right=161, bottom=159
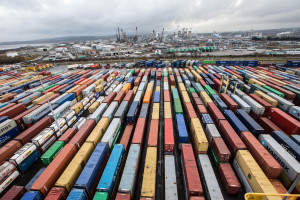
left=267, top=92, right=294, bottom=112
left=114, top=101, right=129, bottom=121
left=89, top=103, right=108, bottom=123
left=102, top=102, right=118, bottom=121
left=232, top=159, right=253, bottom=193
left=289, top=106, right=300, bottom=120
left=231, top=94, right=251, bottom=113
left=205, top=124, right=221, bottom=144
left=101, top=118, right=121, bottom=148
left=242, top=95, right=265, bottom=115
left=165, top=155, right=178, bottom=200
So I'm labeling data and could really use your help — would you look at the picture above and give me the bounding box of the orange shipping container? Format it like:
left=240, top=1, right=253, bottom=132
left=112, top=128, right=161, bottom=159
left=143, top=90, right=152, bottom=104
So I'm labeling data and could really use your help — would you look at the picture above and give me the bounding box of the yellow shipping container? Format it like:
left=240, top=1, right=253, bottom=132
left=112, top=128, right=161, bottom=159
left=66, top=85, right=80, bottom=93
left=133, top=86, right=138, bottom=94
left=76, top=94, right=83, bottom=102
left=164, top=102, right=172, bottom=119
left=168, top=67, right=172, bottom=74
left=152, top=103, right=160, bottom=120
left=269, top=77, right=287, bottom=86
left=95, top=85, right=104, bottom=93
left=94, top=79, right=102, bottom=86
left=286, top=70, right=295, bottom=75
left=249, top=78, right=266, bottom=87
left=156, top=86, right=160, bottom=91
left=86, top=118, right=110, bottom=146
left=184, top=69, right=190, bottom=74
left=254, top=90, right=278, bottom=107
left=235, top=150, right=281, bottom=200
left=196, top=69, right=202, bottom=74
left=55, top=142, right=94, bottom=192
left=190, top=118, right=208, bottom=153
left=99, top=78, right=104, bottom=83
left=122, top=83, right=131, bottom=94
left=181, top=91, right=191, bottom=104
left=32, top=92, right=55, bottom=105
left=146, top=82, right=153, bottom=92
left=141, top=69, right=145, bottom=74
left=200, top=91, right=213, bottom=106
left=141, top=147, right=157, bottom=198
left=171, top=85, right=175, bottom=90
left=178, top=83, right=186, bottom=92
left=71, top=102, right=83, bottom=114
left=1, top=93, right=13, bottom=99
left=88, top=101, right=100, bottom=113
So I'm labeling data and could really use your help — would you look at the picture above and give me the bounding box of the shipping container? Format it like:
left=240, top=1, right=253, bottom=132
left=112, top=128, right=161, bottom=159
left=165, top=155, right=178, bottom=200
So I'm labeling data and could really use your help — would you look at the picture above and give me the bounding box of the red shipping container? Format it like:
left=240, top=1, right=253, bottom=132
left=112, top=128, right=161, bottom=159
left=218, top=163, right=241, bottom=194
left=170, top=75, right=175, bottom=85
left=240, top=131, right=282, bottom=178
left=218, top=120, right=247, bottom=155
left=0, top=103, right=16, bottom=113
left=132, top=118, right=146, bottom=145
left=73, top=85, right=87, bottom=96
left=193, top=97, right=203, bottom=105
left=84, top=79, right=96, bottom=87
left=214, top=73, right=221, bottom=79
left=220, top=93, right=238, bottom=113
left=13, top=105, right=40, bottom=131
left=269, top=84, right=296, bottom=101
left=15, top=116, right=53, bottom=145
left=258, top=117, right=285, bottom=134
left=123, top=90, right=134, bottom=103
left=175, top=71, right=180, bottom=76
left=58, top=128, right=77, bottom=144
left=114, top=90, right=126, bottom=105
left=0, top=185, right=27, bottom=200
left=207, top=102, right=226, bottom=124
left=134, top=77, right=142, bottom=86
left=74, top=78, right=85, bottom=85
left=211, top=137, right=231, bottom=162
left=38, top=94, right=60, bottom=105
left=199, top=79, right=207, bottom=86
left=164, top=77, right=168, bottom=83
left=116, top=193, right=131, bottom=200
left=0, top=103, right=26, bottom=118
left=103, top=92, right=117, bottom=105
left=164, top=91, right=170, bottom=102
left=213, top=78, right=221, bottom=90
left=164, top=119, right=174, bottom=152
left=69, top=120, right=96, bottom=149
left=148, top=119, right=159, bottom=147
left=189, top=197, right=205, bottom=200
left=138, top=72, right=143, bottom=77
left=134, top=68, right=140, bottom=76
left=45, top=187, right=68, bottom=200
left=268, top=108, right=300, bottom=135
left=249, top=94, right=272, bottom=116
left=31, top=144, right=77, bottom=196
left=191, top=92, right=199, bottom=99
left=185, top=102, right=197, bottom=121
left=120, top=125, right=134, bottom=152
left=181, top=144, right=203, bottom=196
left=0, top=140, right=22, bottom=163
left=196, top=105, right=207, bottom=116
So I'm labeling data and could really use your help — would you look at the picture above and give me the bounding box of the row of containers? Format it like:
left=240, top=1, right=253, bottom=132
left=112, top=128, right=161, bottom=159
left=0, top=63, right=299, bottom=199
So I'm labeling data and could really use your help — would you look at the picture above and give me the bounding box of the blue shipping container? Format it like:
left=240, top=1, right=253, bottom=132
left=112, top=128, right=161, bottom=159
left=127, top=101, right=139, bottom=124
left=235, top=109, right=263, bottom=137
left=154, top=91, right=160, bottom=103
left=176, top=114, right=188, bottom=143
left=139, top=103, right=149, bottom=118
left=21, top=191, right=43, bottom=200
left=67, top=188, right=88, bottom=200
left=223, top=110, right=248, bottom=135
left=201, top=114, right=214, bottom=126
left=18, top=149, right=41, bottom=173
left=0, top=126, right=20, bottom=146
left=211, top=94, right=227, bottom=111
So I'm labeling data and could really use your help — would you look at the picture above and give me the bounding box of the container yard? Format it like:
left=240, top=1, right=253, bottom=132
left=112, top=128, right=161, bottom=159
left=0, top=60, right=299, bottom=200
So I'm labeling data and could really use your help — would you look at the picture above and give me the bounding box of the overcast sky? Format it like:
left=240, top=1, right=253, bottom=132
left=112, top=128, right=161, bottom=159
left=0, top=0, right=300, bottom=42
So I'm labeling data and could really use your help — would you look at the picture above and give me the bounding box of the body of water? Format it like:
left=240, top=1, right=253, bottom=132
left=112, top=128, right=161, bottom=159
left=0, top=43, right=53, bottom=50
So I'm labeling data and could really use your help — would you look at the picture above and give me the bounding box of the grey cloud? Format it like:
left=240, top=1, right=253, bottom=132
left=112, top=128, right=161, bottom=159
left=0, top=0, right=300, bottom=42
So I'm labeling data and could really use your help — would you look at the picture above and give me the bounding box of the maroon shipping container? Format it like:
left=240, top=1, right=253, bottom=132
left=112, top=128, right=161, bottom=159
left=249, top=94, right=272, bottom=116
left=196, top=105, right=207, bottom=116
left=30, top=144, right=77, bottom=196
left=207, top=102, right=226, bottom=125
left=37, top=94, right=60, bottom=105
left=258, top=117, right=285, bottom=134
left=268, top=108, right=300, bottom=135
left=103, top=92, right=117, bottom=105
left=123, top=90, right=134, bottom=103
left=193, top=97, right=203, bottom=105
left=0, top=185, right=27, bottom=200
left=119, top=125, right=134, bottom=152
left=185, top=102, right=197, bottom=121
left=69, top=119, right=96, bottom=149
left=191, top=92, right=199, bottom=99
left=218, top=120, right=247, bottom=155
left=58, top=128, right=77, bottom=144
left=0, top=140, right=22, bottom=163
left=157, top=72, right=161, bottom=80
left=134, top=68, right=140, bottom=76
left=240, top=131, right=282, bottom=178
left=13, top=105, right=40, bottom=131
left=148, top=119, right=159, bottom=147
left=181, top=144, right=203, bottom=196
left=116, top=193, right=131, bottom=200
left=0, top=103, right=26, bottom=118
left=169, top=75, right=175, bottom=85
left=220, top=93, right=238, bottom=113
left=218, top=163, right=241, bottom=194
left=73, top=85, right=87, bottom=97
left=113, top=90, right=126, bottom=105
left=14, top=116, right=53, bottom=145
left=0, top=103, right=16, bottom=113
left=211, top=137, right=231, bottom=162
left=137, top=72, right=143, bottom=77
left=131, top=118, right=146, bottom=145
left=45, top=187, right=68, bottom=200
left=164, top=91, right=170, bottom=102
left=134, top=77, right=141, bottom=86
left=249, top=110, right=262, bottom=121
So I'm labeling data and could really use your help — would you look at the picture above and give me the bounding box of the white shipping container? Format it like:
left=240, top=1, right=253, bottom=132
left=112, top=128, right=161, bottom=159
left=60, top=110, right=76, bottom=122
left=102, top=102, right=118, bottom=121
left=242, top=95, right=265, bottom=115
left=232, top=159, right=253, bottom=193
left=165, top=155, right=178, bottom=200
left=82, top=84, right=96, bottom=97
left=10, top=143, right=37, bottom=165
left=134, top=91, right=143, bottom=103
left=142, top=76, right=148, bottom=82
left=101, top=118, right=121, bottom=148
left=259, top=134, right=300, bottom=182
left=67, top=116, right=77, bottom=127
left=0, top=162, right=16, bottom=183
left=23, top=104, right=49, bottom=124
left=138, top=82, right=146, bottom=92
left=49, top=118, right=67, bottom=132
left=205, top=124, right=221, bottom=144
left=235, top=89, right=246, bottom=98
left=198, top=154, right=224, bottom=200
left=84, top=102, right=91, bottom=111
left=177, top=76, right=182, bottom=83
left=0, top=170, right=20, bottom=194
left=32, top=128, right=55, bottom=147
left=72, top=117, right=86, bottom=130
left=48, top=101, right=72, bottom=120
left=18, top=92, right=42, bottom=105
left=231, top=94, right=251, bottom=113
left=164, top=82, right=169, bottom=91
left=89, top=103, right=108, bottom=123
left=81, top=97, right=89, bottom=107
left=118, top=144, right=140, bottom=196
left=113, top=84, right=123, bottom=93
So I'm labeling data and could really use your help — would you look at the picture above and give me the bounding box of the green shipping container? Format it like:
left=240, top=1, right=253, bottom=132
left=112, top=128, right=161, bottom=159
left=192, top=66, right=198, bottom=71
left=174, top=98, right=183, bottom=114
left=39, top=84, right=57, bottom=92
left=130, top=69, right=135, bottom=75
left=209, top=146, right=219, bottom=167
left=163, top=71, right=168, bottom=77
left=172, top=88, right=179, bottom=99
left=282, top=86, right=300, bottom=100
left=203, top=85, right=216, bottom=97
left=202, top=60, right=216, bottom=65
left=41, top=141, right=65, bottom=165
left=188, top=87, right=196, bottom=94
left=93, top=192, right=110, bottom=200
left=262, top=85, right=284, bottom=98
